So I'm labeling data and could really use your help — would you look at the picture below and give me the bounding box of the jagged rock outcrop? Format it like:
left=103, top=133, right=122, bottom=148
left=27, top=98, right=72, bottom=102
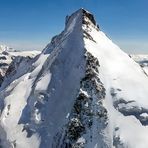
left=52, top=52, right=108, bottom=148
left=0, top=47, right=40, bottom=87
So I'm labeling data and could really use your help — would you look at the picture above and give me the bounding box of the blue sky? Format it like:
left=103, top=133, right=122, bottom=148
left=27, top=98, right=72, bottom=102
left=0, top=0, right=148, bottom=53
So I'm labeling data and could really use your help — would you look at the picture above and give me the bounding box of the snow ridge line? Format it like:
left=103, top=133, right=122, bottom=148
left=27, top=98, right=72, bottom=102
left=52, top=51, right=108, bottom=148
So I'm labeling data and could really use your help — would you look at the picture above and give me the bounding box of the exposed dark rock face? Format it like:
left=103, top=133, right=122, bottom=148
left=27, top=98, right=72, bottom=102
left=0, top=56, right=7, bottom=60
left=0, top=50, right=39, bottom=87
left=52, top=52, right=108, bottom=148
left=82, top=9, right=99, bottom=33
left=83, top=30, right=96, bottom=43
left=0, top=55, right=35, bottom=90
left=5, top=56, right=31, bottom=78
left=82, top=9, right=97, bottom=26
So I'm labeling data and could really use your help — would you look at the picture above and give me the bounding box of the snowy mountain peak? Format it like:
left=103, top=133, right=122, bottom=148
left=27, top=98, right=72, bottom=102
left=81, top=8, right=97, bottom=25
left=0, top=9, right=148, bottom=148
left=43, top=8, right=98, bottom=54
left=65, top=8, right=98, bottom=30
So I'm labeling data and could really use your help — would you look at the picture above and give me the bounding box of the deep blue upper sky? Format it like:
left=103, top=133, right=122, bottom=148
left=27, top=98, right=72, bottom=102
left=0, top=0, right=148, bottom=53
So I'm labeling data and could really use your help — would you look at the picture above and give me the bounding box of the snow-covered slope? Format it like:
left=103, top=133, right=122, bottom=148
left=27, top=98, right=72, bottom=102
left=0, top=45, right=40, bottom=86
left=0, top=9, right=148, bottom=148
left=131, top=54, right=148, bottom=75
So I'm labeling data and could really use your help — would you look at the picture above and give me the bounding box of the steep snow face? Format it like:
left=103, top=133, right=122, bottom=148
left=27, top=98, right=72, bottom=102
left=0, top=9, right=148, bottom=148
left=83, top=13, right=148, bottom=147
